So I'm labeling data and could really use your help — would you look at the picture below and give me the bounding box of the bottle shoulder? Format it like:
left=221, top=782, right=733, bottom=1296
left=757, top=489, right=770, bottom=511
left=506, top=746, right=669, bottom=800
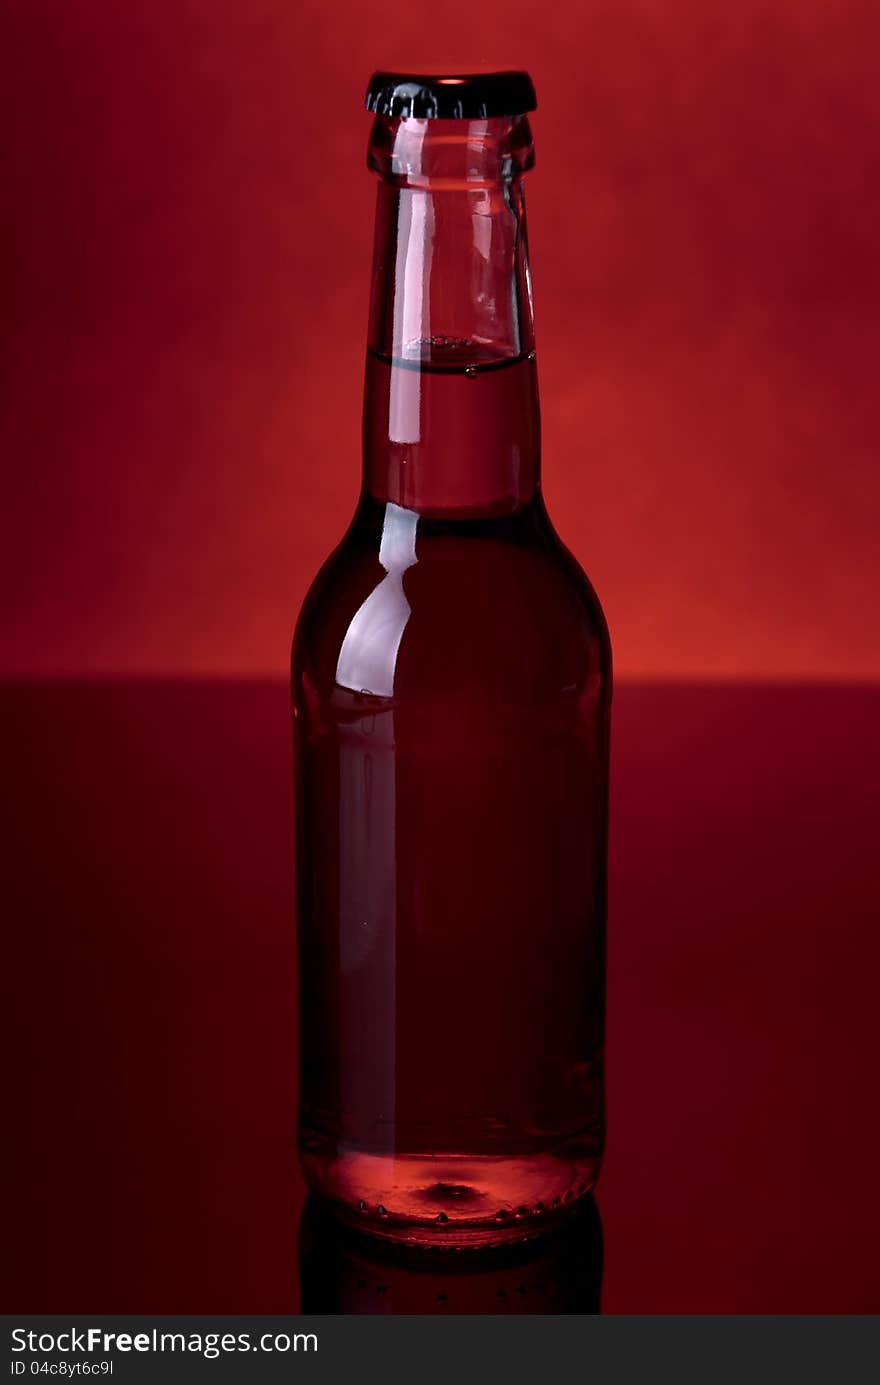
left=292, top=497, right=611, bottom=706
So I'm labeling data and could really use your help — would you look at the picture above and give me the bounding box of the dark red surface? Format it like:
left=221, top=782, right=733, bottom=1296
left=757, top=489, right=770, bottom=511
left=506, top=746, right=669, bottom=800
left=3, top=680, right=878, bottom=1312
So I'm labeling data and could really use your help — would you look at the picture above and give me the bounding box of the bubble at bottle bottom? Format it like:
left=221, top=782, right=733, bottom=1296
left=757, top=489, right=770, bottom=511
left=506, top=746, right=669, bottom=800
left=301, top=1132, right=603, bottom=1247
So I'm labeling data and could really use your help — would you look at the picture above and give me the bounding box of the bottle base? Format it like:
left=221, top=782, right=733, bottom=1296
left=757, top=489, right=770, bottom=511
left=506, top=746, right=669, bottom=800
left=300, top=1143, right=602, bottom=1248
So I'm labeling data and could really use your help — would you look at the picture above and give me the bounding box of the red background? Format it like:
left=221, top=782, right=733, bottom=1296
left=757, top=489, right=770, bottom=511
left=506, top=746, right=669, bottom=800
left=3, top=0, right=880, bottom=1317
left=2, top=0, right=879, bottom=679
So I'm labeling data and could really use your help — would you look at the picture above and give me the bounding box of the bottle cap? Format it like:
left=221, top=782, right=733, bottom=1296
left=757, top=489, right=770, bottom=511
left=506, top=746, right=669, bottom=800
left=365, top=70, right=537, bottom=120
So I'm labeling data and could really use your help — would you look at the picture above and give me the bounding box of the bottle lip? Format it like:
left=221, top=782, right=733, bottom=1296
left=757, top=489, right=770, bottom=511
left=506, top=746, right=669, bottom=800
left=365, top=70, right=537, bottom=120
left=367, top=113, right=535, bottom=186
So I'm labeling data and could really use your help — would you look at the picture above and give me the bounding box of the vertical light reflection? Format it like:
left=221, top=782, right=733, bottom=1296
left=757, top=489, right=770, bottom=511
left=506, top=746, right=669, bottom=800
left=335, top=503, right=419, bottom=698
left=335, top=501, right=419, bottom=1153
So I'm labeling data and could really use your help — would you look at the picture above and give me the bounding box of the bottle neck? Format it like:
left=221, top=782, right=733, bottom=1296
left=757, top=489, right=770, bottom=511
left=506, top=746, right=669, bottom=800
left=362, top=115, right=540, bottom=516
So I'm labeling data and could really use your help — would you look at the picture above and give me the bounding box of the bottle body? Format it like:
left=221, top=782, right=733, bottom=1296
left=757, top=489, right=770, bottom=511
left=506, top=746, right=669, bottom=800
left=292, top=93, right=611, bottom=1245
left=293, top=493, right=609, bottom=1245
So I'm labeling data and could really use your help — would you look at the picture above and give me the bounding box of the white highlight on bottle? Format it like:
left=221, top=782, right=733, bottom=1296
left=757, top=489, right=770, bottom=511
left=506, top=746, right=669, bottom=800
left=335, top=503, right=419, bottom=698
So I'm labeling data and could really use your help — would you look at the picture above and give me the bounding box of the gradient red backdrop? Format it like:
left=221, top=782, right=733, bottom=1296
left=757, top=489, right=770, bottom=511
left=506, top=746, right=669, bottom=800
left=2, top=0, right=879, bottom=679
left=3, top=2, right=880, bottom=1316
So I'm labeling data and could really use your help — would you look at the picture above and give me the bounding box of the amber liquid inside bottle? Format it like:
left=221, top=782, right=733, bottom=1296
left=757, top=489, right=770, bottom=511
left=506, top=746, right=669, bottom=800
left=293, top=110, right=611, bottom=1245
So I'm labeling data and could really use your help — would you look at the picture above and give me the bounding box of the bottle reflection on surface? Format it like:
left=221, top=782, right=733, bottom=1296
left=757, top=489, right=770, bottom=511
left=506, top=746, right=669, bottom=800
left=299, top=1194, right=603, bottom=1314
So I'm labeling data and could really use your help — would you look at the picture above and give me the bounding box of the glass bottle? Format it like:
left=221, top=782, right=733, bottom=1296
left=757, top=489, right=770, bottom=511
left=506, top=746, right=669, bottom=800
left=292, top=71, right=611, bottom=1246
left=299, top=1193, right=603, bottom=1312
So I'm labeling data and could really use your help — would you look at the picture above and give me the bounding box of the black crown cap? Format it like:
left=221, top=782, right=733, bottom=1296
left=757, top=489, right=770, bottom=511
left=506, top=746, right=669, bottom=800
left=365, top=70, right=537, bottom=120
